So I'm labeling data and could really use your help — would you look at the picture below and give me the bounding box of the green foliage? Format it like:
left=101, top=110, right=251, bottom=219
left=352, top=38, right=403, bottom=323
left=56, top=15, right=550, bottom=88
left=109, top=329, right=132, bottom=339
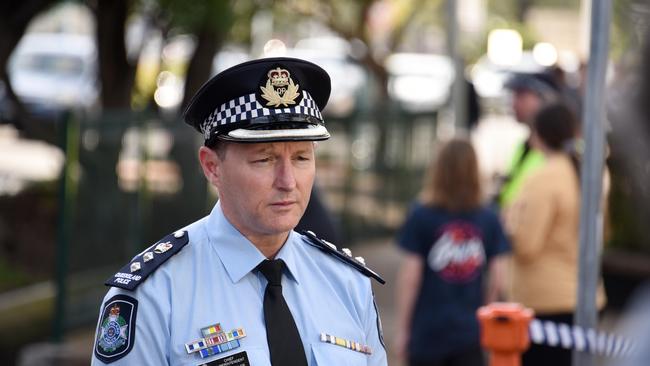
left=488, top=0, right=580, bottom=20
left=152, top=0, right=257, bottom=41
left=324, top=0, right=369, bottom=33
left=229, top=0, right=258, bottom=43
left=157, top=0, right=234, bottom=33
left=611, top=0, right=644, bottom=62
left=489, top=0, right=521, bottom=20
left=535, top=0, right=580, bottom=8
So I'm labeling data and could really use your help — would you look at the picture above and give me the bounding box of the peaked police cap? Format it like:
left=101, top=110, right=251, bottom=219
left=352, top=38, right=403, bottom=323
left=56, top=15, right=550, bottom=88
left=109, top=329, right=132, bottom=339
left=183, top=57, right=331, bottom=143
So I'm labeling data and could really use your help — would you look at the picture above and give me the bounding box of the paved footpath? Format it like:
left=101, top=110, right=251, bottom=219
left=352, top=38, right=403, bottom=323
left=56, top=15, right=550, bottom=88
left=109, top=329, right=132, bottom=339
left=356, top=238, right=403, bottom=365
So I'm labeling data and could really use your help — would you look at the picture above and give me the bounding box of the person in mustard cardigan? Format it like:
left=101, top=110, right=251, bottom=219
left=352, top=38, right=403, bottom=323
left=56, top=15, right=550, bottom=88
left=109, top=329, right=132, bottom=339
left=503, top=103, right=607, bottom=366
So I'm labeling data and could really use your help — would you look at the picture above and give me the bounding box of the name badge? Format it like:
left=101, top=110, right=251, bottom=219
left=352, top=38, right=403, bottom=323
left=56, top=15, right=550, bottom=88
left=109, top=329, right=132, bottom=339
left=199, top=351, right=250, bottom=366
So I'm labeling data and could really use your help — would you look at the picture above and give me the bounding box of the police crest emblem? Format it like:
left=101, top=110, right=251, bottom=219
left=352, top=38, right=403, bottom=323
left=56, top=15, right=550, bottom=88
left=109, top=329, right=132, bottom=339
left=259, top=67, right=302, bottom=107
left=94, top=294, right=138, bottom=363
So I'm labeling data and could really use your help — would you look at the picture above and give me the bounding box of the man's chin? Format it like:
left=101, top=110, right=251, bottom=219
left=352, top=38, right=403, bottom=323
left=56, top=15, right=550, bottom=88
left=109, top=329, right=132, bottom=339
left=257, top=214, right=298, bottom=233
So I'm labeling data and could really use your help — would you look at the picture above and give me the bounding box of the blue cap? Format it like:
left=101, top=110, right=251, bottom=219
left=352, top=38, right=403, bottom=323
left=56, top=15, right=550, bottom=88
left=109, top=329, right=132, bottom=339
left=504, top=72, right=558, bottom=100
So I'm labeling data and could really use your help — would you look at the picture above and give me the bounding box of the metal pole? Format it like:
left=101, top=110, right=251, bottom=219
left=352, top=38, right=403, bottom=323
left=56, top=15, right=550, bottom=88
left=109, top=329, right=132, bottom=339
left=446, top=0, right=467, bottom=131
left=574, top=1, right=611, bottom=365
left=53, top=111, right=77, bottom=342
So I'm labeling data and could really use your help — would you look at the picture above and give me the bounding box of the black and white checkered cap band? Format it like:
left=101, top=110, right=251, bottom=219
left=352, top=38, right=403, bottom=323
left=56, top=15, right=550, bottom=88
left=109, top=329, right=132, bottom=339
left=200, top=91, right=323, bottom=139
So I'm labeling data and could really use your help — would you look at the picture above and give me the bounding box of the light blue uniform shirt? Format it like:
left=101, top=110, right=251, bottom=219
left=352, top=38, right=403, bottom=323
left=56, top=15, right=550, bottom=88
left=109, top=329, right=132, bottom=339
left=92, top=202, right=387, bottom=365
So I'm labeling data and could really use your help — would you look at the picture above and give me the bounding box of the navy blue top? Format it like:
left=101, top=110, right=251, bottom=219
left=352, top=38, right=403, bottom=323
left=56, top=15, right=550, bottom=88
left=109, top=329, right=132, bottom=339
left=397, top=202, right=510, bottom=361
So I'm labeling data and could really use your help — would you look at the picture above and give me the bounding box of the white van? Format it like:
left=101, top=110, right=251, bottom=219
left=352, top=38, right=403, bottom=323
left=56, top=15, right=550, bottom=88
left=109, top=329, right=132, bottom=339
left=7, top=33, right=99, bottom=120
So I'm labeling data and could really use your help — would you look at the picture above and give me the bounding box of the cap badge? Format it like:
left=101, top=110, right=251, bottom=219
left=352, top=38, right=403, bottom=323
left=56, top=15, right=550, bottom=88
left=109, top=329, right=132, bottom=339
left=259, top=67, right=300, bottom=107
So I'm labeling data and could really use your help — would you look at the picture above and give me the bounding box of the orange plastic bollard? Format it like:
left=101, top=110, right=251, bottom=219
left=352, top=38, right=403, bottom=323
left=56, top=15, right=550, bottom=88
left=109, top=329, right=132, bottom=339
left=477, top=303, right=534, bottom=366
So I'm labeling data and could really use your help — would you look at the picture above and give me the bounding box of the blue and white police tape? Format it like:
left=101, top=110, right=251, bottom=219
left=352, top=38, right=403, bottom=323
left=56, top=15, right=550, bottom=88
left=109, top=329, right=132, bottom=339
left=529, top=319, right=637, bottom=358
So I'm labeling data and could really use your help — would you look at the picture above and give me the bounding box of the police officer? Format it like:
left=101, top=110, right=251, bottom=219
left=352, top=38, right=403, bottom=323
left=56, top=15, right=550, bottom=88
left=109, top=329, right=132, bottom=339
left=91, top=57, right=387, bottom=366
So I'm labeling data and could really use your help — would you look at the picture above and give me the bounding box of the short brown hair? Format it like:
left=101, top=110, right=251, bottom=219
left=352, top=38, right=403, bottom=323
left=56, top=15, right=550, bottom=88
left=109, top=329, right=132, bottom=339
left=207, top=139, right=229, bottom=160
left=420, top=138, right=482, bottom=212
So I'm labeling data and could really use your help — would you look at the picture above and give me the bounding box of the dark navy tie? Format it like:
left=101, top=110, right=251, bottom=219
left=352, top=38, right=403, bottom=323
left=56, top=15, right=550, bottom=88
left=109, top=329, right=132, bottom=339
left=257, top=259, right=307, bottom=366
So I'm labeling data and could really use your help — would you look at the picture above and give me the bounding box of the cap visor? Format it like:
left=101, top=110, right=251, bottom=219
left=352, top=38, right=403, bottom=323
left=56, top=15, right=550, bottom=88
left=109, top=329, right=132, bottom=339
left=221, top=124, right=330, bottom=142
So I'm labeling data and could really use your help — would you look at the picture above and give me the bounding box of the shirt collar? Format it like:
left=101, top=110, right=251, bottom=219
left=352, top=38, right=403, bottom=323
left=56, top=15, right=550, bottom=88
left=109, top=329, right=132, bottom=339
left=206, top=201, right=301, bottom=284
left=275, top=231, right=301, bottom=284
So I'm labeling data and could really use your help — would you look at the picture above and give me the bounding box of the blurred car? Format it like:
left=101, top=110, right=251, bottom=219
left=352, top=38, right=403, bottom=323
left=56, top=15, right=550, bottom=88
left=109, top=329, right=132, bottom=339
left=2, top=33, right=99, bottom=121
left=385, top=53, right=455, bottom=113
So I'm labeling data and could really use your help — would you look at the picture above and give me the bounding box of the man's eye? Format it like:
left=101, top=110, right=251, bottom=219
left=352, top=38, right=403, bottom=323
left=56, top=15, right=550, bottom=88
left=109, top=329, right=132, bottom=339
left=252, top=157, right=271, bottom=163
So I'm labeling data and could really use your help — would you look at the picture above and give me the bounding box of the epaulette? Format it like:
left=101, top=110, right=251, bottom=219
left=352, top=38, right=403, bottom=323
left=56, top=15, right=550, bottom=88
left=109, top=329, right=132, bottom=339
left=301, top=231, right=386, bottom=284
left=105, top=230, right=189, bottom=291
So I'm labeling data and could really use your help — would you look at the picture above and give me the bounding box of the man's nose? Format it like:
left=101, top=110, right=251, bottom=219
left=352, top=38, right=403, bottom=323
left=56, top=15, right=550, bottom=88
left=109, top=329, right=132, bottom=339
left=274, top=158, right=296, bottom=191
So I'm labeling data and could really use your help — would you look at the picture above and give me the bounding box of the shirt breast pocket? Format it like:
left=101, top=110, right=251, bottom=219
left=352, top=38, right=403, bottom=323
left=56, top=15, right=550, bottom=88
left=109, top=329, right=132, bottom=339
left=311, top=343, right=367, bottom=366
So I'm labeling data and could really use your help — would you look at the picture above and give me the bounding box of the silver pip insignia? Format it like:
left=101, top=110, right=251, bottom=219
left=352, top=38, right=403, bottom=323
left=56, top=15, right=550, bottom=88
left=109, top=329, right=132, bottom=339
left=154, top=241, right=173, bottom=254
left=143, top=252, right=154, bottom=262
left=130, top=262, right=141, bottom=272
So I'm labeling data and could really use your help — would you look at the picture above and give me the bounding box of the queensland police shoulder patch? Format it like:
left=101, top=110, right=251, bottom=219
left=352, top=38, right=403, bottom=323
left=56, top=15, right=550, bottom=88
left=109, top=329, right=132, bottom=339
left=94, top=294, right=138, bottom=363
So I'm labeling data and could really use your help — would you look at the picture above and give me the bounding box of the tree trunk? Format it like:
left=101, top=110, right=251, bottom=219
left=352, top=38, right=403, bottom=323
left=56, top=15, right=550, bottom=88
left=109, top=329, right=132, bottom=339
left=360, top=53, right=389, bottom=99
left=180, top=26, right=222, bottom=112
left=94, top=0, right=136, bottom=110
left=356, top=52, right=390, bottom=172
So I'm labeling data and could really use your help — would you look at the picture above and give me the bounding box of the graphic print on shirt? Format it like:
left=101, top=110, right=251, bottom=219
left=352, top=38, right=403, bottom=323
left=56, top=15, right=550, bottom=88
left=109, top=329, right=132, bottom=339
left=427, top=221, right=486, bottom=283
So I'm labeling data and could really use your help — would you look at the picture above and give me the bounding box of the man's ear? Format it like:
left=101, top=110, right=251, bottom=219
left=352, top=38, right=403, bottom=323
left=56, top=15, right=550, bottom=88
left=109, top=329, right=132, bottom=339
left=198, top=146, right=221, bottom=187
